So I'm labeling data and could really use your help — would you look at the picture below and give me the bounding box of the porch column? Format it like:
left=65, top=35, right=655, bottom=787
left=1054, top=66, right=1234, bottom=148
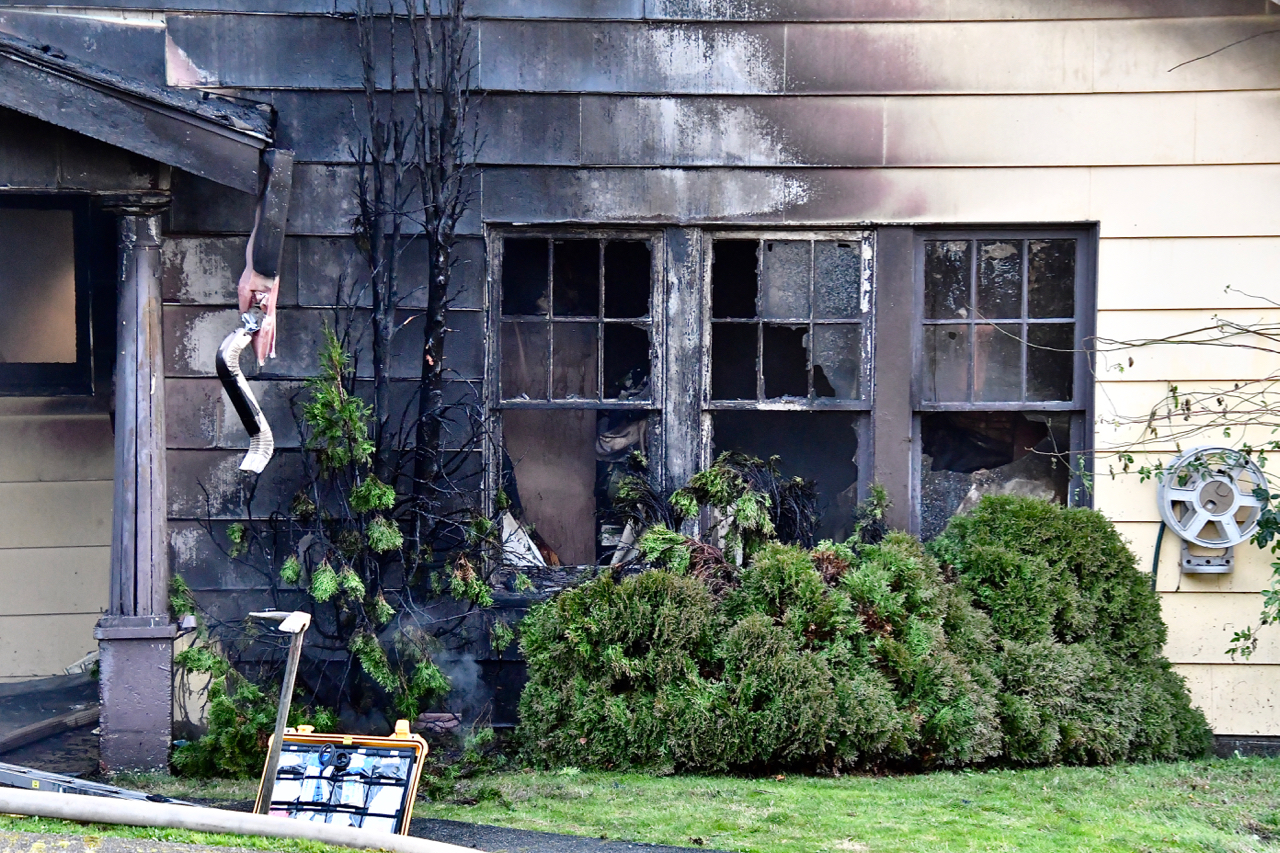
left=95, top=210, right=174, bottom=772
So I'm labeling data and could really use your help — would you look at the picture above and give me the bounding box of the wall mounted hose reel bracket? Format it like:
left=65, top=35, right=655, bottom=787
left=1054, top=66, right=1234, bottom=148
left=1156, top=446, right=1269, bottom=573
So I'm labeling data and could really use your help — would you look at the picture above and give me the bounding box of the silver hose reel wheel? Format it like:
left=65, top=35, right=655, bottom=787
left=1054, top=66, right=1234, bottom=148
left=1156, top=446, right=1267, bottom=549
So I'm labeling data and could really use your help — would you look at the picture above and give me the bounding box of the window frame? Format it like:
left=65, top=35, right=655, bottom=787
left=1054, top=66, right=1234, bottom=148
left=487, top=228, right=665, bottom=414
left=697, top=229, right=876, bottom=504
left=0, top=195, right=95, bottom=396
left=908, top=226, right=1097, bottom=527
left=700, top=229, right=876, bottom=414
left=484, top=227, right=668, bottom=548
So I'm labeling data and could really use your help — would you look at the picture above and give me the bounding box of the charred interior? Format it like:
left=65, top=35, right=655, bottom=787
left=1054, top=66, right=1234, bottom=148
left=920, top=411, right=1071, bottom=540
left=710, top=411, right=861, bottom=543
left=499, top=235, right=655, bottom=567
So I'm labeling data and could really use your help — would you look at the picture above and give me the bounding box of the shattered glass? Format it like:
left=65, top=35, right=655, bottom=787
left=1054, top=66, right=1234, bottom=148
left=924, top=240, right=971, bottom=320
left=973, top=323, right=1022, bottom=402
left=813, top=325, right=861, bottom=399
left=760, top=240, right=811, bottom=320
left=1028, top=240, right=1075, bottom=318
left=919, top=412, right=1070, bottom=540
left=603, top=324, right=651, bottom=400
left=814, top=241, right=863, bottom=319
left=977, top=240, right=1022, bottom=319
left=710, top=411, right=862, bottom=543
left=922, top=325, right=970, bottom=402
left=1027, top=323, right=1075, bottom=402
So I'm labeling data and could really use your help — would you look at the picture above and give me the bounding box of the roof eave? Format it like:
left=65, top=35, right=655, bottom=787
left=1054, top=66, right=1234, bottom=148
left=0, top=34, right=272, bottom=193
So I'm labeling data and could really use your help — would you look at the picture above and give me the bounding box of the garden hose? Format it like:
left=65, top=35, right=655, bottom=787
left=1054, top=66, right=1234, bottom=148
left=1151, top=520, right=1165, bottom=591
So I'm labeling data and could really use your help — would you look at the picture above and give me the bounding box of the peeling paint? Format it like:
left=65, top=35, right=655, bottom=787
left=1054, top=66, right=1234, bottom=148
left=592, top=96, right=798, bottom=166
left=486, top=168, right=812, bottom=223
left=164, top=32, right=216, bottom=87
left=645, top=0, right=778, bottom=22
left=177, top=308, right=241, bottom=377
left=161, top=238, right=239, bottom=304
left=636, top=24, right=781, bottom=93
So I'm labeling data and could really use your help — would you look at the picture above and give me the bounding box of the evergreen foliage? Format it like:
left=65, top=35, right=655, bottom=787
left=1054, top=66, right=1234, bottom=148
left=929, top=495, right=1212, bottom=764
left=518, top=493, right=1209, bottom=773
left=518, top=534, right=1002, bottom=772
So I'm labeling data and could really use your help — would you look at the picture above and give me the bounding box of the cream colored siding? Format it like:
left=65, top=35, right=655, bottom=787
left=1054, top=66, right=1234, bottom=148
left=1175, top=665, right=1280, bottom=736
left=0, top=408, right=113, bottom=679
left=776, top=9, right=1280, bottom=735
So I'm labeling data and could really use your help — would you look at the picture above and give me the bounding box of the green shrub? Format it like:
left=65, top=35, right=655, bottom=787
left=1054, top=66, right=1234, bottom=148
left=518, top=534, right=1002, bottom=773
left=929, top=495, right=1212, bottom=763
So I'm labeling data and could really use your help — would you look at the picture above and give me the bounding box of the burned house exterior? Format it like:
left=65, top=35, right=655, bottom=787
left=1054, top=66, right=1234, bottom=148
left=1, top=0, right=1279, bottom=769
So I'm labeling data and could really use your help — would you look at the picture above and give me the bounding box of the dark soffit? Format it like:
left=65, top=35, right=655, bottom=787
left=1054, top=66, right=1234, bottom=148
left=0, top=31, right=272, bottom=193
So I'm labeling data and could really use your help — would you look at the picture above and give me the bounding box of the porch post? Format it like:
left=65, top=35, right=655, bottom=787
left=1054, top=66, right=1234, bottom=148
left=95, top=210, right=175, bottom=772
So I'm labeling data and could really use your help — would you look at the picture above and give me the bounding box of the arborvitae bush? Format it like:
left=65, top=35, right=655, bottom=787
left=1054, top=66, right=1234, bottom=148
left=929, top=495, right=1212, bottom=764
left=518, top=534, right=1004, bottom=772
left=518, top=493, right=1210, bottom=773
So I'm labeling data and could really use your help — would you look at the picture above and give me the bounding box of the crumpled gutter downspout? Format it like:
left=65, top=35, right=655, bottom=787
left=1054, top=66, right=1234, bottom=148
left=216, top=148, right=293, bottom=474
left=0, top=787, right=481, bottom=853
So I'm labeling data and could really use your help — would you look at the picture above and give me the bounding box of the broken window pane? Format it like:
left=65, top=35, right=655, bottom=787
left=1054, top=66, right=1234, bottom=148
left=0, top=209, right=76, bottom=363
left=919, top=412, right=1070, bottom=540
left=551, top=323, right=598, bottom=399
left=500, top=321, right=548, bottom=400
left=924, top=240, right=971, bottom=320
left=552, top=239, right=599, bottom=317
left=603, top=324, right=651, bottom=400
left=760, top=240, right=811, bottom=320
left=922, top=325, right=970, bottom=402
left=501, top=237, right=549, bottom=316
left=711, top=240, right=759, bottom=319
left=813, top=324, right=862, bottom=399
left=603, top=240, right=651, bottom=319
left=710, top=411, right=861, bottom=543
left=763, top=324, right=809, bottom=398
left=503, top=409, right=651, bottom=566
left=974, top=323, right=1023, bottom=402
left=977, top=240, right=1022, bottom=320
left=1028, top=240, right=1075, bottom=318
left=712, top=324, right=758, bottom=400
left=1027, top=323, right=1075, bottom=402
left=814, top=241, right=863, bottom=319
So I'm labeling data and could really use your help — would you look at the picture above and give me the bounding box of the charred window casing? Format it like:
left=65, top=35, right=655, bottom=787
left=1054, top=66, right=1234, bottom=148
left=709, top=237, right=869, bottom=403
left=704, top=232, right=873, bottom=544
left=493, top=233, right=659, bottom=567
left=914, top=231, right=1093, bottom=539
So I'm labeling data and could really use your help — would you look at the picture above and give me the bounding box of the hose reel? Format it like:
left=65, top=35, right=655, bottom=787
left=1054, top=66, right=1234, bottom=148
left=1156, top=446, right=1268, bottom=573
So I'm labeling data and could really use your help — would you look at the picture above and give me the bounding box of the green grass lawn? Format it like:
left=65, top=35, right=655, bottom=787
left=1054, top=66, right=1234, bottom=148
left=0, top=815, right=344, bottom=853
left=416, top=758, right=1280, bottom=853
left=6, top=760, right=1278, bottom=853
